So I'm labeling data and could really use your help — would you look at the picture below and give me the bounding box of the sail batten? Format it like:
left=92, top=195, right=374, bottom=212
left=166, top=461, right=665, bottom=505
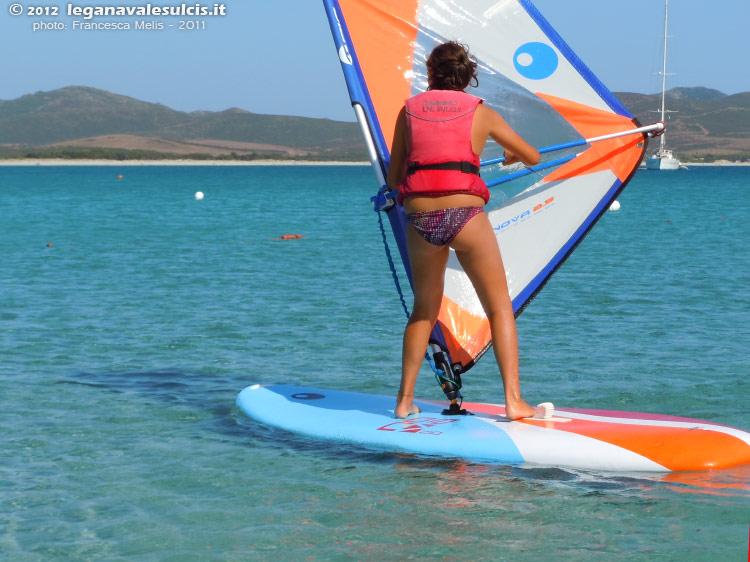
left=324, top=0, right=648, bottom=374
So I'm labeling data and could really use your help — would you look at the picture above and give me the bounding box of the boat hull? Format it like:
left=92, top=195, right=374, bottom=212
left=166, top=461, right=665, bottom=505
left=646, top=155, right=681, bottom=170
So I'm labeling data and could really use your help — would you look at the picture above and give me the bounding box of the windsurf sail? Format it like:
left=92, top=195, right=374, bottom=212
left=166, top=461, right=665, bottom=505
left=323, top=0, right=656, bottom=378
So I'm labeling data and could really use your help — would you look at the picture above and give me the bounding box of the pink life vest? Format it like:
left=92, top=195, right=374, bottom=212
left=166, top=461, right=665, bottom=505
left=398, top=90, right=490, bottom=204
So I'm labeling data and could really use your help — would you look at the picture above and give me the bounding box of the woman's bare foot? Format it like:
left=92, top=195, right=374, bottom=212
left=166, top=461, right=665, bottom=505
left=505, top=400, right=554, bottom=420
left=394, top=394, right=421, bottom=419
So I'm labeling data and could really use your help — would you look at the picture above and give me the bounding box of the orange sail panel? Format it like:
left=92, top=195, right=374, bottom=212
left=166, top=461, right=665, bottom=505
left=436, top=296, right=491, bottom=367
left=538, top=94, right=645, bottom=183
left=338, top=0, right=419, bottom=149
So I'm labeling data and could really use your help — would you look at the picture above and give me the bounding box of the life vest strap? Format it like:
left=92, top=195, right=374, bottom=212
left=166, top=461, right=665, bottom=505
left=407, top=161, right=480, bottom=176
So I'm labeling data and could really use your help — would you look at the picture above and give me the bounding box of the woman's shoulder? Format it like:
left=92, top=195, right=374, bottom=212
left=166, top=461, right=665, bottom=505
left=475, top=102, right=505, bottom=121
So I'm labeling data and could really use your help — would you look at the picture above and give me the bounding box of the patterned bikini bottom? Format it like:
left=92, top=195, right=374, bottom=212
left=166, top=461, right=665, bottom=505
left=405, top=206, right=485, bottom=247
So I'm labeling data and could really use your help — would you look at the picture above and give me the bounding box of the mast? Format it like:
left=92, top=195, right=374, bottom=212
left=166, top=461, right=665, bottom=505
left=659, top=0, right=669, bottom=152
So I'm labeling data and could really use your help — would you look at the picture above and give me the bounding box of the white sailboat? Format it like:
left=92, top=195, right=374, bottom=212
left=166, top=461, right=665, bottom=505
left=646, top=0, right=683, bottom=170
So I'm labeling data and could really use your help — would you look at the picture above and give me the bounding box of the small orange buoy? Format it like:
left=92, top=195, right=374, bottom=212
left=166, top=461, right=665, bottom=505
left=46, top=243, right=53, bottom=247
left=272, top=234, right=304, bottom=241
left=118, top=175, right=123, bottom=180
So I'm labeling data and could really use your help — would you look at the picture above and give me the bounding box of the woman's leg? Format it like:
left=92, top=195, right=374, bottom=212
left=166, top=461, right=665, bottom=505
left=396, top=226, right=450, bottom=418
left=450, top=212, right=546, bottom=420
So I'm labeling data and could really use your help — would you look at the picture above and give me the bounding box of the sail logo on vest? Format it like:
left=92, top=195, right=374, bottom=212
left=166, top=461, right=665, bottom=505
left=495, top=196, right=555, bottom=232
left=422, top=100, right=461, bottom=113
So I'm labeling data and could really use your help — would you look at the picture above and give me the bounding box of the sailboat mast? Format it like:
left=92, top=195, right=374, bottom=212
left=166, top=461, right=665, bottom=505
left=659, top=0, right=669, bottom=151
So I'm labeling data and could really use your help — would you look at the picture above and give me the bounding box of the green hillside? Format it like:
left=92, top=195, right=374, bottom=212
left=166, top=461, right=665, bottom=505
left=1, top=86, right=748, bottom=162
left=0, top=86, right=367, bottom=160
left=0, top=87, right=185, bottom=145
left=614, top=88, right=750, bottom=160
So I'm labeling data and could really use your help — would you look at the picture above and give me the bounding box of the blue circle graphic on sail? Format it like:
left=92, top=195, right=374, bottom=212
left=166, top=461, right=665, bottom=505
left=513, top=42, right=558, bottom=80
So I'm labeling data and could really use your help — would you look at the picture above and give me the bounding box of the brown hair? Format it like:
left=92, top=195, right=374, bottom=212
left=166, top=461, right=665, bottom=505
left=426, top=41, right=479, bottom=91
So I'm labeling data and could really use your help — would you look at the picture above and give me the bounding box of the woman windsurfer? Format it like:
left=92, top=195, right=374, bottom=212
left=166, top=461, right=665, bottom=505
left=387, top=41, right=553, bottom=421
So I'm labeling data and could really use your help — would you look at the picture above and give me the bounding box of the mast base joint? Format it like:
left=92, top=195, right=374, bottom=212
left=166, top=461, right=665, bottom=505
left=442, top=402, right=472, bottom=416
left=371, top=187, right=397, bottom=212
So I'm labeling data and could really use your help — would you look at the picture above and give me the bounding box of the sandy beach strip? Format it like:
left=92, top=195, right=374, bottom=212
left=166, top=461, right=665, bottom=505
left=1, top=158, right=747, bottom=167
left=0, top=159, right=370, bottom=167
left=676, top=161, right=750, bottom=166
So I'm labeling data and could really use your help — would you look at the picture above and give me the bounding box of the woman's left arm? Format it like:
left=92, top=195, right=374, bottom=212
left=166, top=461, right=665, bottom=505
left=387, top=107, right=408, bottom=191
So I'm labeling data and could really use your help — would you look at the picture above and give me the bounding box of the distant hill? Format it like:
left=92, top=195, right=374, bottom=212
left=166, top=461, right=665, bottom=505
left=0, top=86, right=367, bottom=161
left=0, top=85, right=748, bottom=162
left=665, top=87, right=727, bottom=100
left=614, top=87, right=750, bottom=160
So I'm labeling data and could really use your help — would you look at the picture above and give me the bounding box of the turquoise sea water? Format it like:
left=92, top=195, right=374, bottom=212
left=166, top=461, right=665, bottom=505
left=2, top=164, right=749, bottom=560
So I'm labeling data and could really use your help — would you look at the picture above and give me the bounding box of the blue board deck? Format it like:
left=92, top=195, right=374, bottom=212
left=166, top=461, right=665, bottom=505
left=236, top=384, right=750, bottom=472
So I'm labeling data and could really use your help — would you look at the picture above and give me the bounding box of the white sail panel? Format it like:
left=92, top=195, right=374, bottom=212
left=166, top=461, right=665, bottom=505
left=412, top=0, right=614, bottom=113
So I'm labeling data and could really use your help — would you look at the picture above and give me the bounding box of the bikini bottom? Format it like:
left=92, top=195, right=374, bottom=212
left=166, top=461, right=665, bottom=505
left=405, top=206, right=484, bottom=247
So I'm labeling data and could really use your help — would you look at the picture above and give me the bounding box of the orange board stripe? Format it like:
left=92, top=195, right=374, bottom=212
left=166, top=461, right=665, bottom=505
left=519, top=418, right=750, bottom=471
left=458, top=401, right=750, bottom=470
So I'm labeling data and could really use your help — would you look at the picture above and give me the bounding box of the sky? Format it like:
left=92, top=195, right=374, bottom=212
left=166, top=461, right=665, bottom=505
left=1, top=0, right=748, bottom=122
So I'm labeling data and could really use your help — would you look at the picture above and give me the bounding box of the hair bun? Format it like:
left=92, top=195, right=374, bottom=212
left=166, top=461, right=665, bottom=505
left=426, top=41, right=478, bottom=91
